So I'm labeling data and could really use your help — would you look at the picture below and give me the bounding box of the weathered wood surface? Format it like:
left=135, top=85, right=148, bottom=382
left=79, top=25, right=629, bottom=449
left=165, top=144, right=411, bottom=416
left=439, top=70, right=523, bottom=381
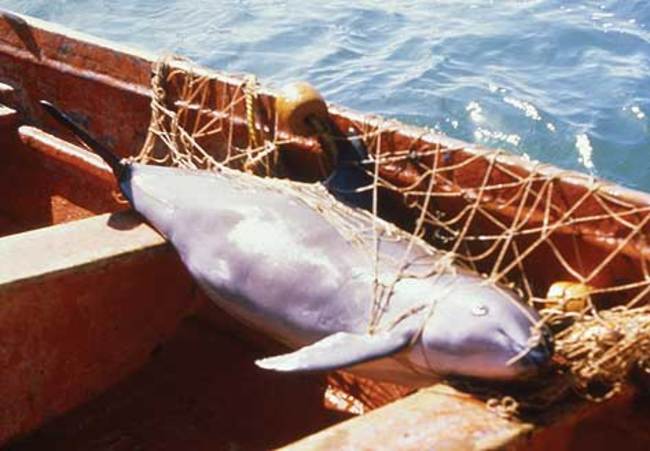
left=283, top=386, right=650, bottom=451
left=284, top=385, right=532, bottom=451
left=6, top=317, right=350, bottom=451
left=0, top=212, right=199, bottom=444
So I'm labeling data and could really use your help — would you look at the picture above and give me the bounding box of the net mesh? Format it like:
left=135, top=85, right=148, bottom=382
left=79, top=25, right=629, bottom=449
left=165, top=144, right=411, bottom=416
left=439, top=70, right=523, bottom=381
left=135, top=56, right=650, bottom=413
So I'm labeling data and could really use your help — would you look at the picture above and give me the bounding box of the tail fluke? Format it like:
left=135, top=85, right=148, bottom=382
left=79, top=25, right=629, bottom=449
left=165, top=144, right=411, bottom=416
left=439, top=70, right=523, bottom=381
left=39, top=100, right=128, bottom=181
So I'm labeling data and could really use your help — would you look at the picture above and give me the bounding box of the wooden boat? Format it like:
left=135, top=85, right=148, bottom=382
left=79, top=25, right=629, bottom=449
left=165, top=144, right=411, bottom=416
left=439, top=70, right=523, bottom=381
left=1, top=10, right=649, bottom=450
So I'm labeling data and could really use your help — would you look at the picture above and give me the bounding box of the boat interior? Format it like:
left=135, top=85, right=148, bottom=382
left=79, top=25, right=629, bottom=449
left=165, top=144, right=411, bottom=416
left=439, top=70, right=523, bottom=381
left=0, top=11, right=649, bottom=450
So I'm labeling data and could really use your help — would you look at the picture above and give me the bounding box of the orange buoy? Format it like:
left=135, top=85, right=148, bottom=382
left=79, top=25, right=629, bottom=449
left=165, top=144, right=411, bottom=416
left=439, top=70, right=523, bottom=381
left=545, top=281, right=592, bottom=313
left=276, top=81, right=329, bottom=136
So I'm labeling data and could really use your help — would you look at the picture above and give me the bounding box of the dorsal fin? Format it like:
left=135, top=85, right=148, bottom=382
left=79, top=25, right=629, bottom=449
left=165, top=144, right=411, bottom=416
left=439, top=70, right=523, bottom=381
left=323, top=128, right=373, bottom=210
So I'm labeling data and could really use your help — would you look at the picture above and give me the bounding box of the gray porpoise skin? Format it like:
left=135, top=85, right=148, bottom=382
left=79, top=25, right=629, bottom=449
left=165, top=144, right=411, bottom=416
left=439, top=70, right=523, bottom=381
left=123, top=163, right=551, bottom=386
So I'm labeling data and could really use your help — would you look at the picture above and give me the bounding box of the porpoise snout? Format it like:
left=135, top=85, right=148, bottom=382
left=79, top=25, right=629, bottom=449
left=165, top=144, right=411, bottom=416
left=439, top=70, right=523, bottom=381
left=513, top=326, right=554, bottom=376
left=404, top=276, right=554, bottom=381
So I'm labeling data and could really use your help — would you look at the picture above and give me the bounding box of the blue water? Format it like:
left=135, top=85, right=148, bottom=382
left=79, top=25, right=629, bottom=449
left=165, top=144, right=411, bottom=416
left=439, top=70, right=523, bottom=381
left=4, top=0, right=650, bottom=191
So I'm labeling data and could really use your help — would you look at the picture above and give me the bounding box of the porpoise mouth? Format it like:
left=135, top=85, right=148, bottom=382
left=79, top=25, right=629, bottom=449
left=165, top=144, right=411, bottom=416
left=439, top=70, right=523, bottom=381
left=509, top=326, right=555, bottom=376
left=520, top=342, right=553, bottom=369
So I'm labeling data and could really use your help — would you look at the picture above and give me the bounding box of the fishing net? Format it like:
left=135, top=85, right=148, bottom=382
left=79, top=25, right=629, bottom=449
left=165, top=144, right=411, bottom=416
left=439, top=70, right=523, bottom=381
left=135, top=56, right=650, bottom=415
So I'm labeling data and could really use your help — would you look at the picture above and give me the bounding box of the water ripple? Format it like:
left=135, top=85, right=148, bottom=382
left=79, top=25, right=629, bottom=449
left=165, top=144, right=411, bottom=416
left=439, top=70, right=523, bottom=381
left=4, top=0, right=650, bottom=191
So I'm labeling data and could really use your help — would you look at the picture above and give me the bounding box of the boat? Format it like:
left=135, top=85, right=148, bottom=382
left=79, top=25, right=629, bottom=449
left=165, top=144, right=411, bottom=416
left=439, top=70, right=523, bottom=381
left=1, top=9, right=649, bottom=450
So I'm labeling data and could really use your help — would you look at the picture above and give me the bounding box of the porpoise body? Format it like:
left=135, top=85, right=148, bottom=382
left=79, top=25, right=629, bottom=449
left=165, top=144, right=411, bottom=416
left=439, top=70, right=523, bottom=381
left=42, top=101, right=552, bottom=386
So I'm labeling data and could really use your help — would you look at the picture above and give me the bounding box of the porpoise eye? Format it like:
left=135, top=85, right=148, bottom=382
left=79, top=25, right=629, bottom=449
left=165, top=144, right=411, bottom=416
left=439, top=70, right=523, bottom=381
left=472, top=304, right=489, bottom=316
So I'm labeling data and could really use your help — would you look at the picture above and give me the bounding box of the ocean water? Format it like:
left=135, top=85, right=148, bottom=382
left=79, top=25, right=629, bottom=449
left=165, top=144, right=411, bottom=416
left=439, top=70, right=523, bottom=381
left=3, top=0, right=650, bottom=191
